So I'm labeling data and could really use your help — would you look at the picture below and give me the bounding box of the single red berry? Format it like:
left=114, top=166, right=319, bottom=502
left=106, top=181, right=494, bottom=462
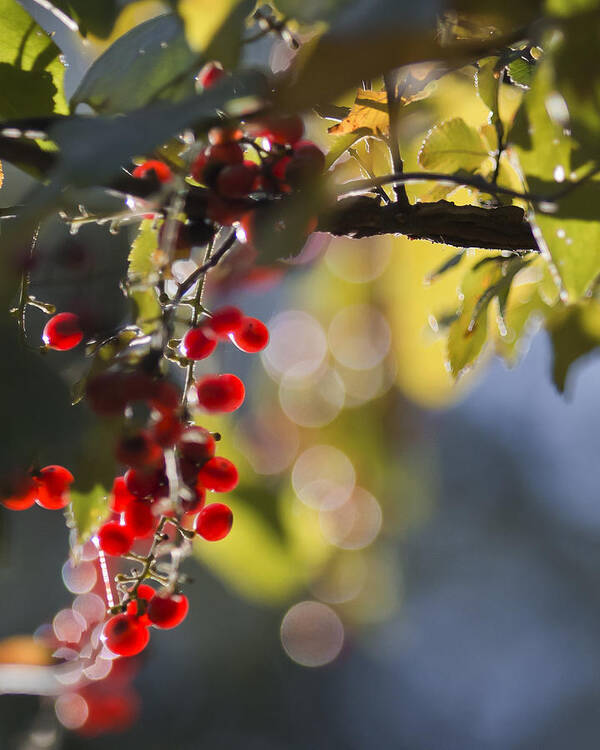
left=43, top=313, right=83, bottom=351
left=149, top=380, right=180, bottom=414
left=1, top=475, right=38, bottom=511
left=115, top=431, right=163, bottom=469
left=196, top=373, right=245, bottom=413
left=151, top=413, right=183, bottom=447
left=132, top=160, right=172, bottom=183
left=205, top=306, right=244, bottom=339
left=249, top=114, right=304, bottom=145
left=229, top=316, right=269, bottom=353
left=147, top=593, right=189, bottom=629
left=190, top=150, right=209, bottom=183
left=122, top=500, right=156, bottom=538
left=194, top=502, right=233, bottom=540
left=102, top=614, right=149, bottom=657
left=110, top=476, right=136, bottom=513
left=126, top=583, right=155, bottom=627
left=181, top=327, right=218, bottom=360
left=177, top=426, right=216, bottom=465
left=197, top=457, right=238, bottom=492
left=97, top=521, right=134, bottom=556
left=216, top=162, right=259, bottom=199
left=124, top=467, right=165, bottom=498
left=196, top=61, right=225, bottom=90
left=35, top=465, right=74, bottom=510
left=285, top=141, right=325, bottom=186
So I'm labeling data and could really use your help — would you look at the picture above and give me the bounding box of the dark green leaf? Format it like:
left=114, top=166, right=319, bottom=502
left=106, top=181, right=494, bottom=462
left=507, top=57, right=533, bottom=88
left=546, top=300, right=600, bottom=392
left=49, top=0, right=119, bottom=38
left=71, top=14, right=197, bottom=114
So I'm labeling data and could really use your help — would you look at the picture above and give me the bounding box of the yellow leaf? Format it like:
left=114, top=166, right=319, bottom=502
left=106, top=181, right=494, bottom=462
left=328, top=89, right=389, bottom=137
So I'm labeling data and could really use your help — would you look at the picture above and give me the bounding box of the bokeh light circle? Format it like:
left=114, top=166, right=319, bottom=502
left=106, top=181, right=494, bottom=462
left=279, top=366, right=345, bottom=428
left=292, top=445, right=355, bottom=510
left=262, top=311, right=327, bottom=381
left=62, top=559, right=97, bottom=594
left=328, top=304, right=391, bottom=371
left=280, top=601, right=344, bottom=667
left=55, top=693, right=88, bottom=730
left=319, top=487, right=383, bottom=550
left=325, top=237, right=392, bottom=283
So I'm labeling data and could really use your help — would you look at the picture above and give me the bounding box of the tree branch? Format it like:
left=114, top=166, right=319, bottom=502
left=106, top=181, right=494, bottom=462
left=318, top=196, right=538, bottom=254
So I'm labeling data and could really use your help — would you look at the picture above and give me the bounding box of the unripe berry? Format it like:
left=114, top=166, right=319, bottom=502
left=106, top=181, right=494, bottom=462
left=102, top=614, right=149, bottom=657
left=181, top=327, right=218, bottom=360
left=43, top=313, right=83, bottom=351
left=197, top=457, right=238, bottom=492
left=147, top=593, right=189, bottom=629
left=194, top=502, right=233, bottom=540
left=97, top=522, right=134, bottom=556
left=229, top=316, right=269, bottom=353
left=195, top=373, right=245, bottom=412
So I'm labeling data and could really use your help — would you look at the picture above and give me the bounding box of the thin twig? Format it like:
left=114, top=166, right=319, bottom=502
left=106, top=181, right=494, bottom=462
left=383, top=72, right=410, bottom=208
left=174, top=230, right=237, bottom=304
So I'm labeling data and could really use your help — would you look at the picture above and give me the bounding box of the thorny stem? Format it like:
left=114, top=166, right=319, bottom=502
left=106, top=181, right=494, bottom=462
left=14, top=226, right=39, bottom=343
left=348, top=147, right=391, bottom=205
left=174, top=230, right=237, bottom=304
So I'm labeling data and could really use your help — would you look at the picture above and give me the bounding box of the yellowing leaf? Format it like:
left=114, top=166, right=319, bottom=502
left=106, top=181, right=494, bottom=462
left=177, top=0, right=253, bottom=68
left=328, top=89, right=389, bottom=137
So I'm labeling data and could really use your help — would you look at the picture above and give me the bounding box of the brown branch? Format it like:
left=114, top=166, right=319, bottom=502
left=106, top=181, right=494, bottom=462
left=318, top=196, right=538, bottom=254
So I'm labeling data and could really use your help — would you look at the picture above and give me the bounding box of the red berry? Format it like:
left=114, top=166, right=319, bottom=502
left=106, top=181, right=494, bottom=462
left=43, top=313, right=83, bottom=351
left=206, top=195, right=249, bottom=225
left=177, top=426, right=216, bottom=465
left=124, top=467, right=164, bottom=498
left=102, top=614, right=149, bottom=657
left=122, top=500, right=155, bottom=538
left=216, top=162, right=259, bottom=198
left=35, top=465, right=74, bottom=509
left=229, top=316, right=269, bottom=353
left=190, top=150, right=209, bottom=183
left=126, top=583, right=155, bottom=627
left=79, top=689, right=139, bottom=737
left=181, top=327, right=218, bottom=360
left=132, top=160, right=172, bottom=183
left=249, top=114, right=304, bottom=145
left=194, top=502, right=233, bottom=540
left=97, top=522, right=134, bottom=556
left=196, top=61, right=225, bottom=89
left=149, top=380, right=180, bottom=414
left=197, top=457, right=238, bottom=492
left=110, top=477, right=136, bottom=513
left=1, top=475, right=38, bottom=510
left=195, top=373, right=245, bottom=413
left=147, top=593, right=189, bottom=629
left=115, top=431, right=162, bottom=469
left=151, top=413, right=183, bottom=447
left=205, top=306, right=244, bottom=338
left=285, top=141, right=325, bottom=186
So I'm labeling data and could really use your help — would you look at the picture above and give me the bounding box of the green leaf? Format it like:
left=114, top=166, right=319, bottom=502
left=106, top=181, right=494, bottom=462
left=475, top=57, right=500, bottom=115
left=132, top=288, right=161, bottom=333
left=68, top=484, right=109, bottom=543
left=418, top=118, right=491, bottom=173
left=0, top=0, right=67, bottom=118
left=71, top=13, right=197, bottom=114
left=176, top=0, right=254, bottom=69
left=447, top=257, right=526, bottom=376
left=507, top=57, right=534, bottom=88
left=546, top=0, right=600, bottom=16
left=496, top=283, right=551, bottom=365
left=128, top=220, right=159, bottom=277
left=512, top=59, right=600, bottom=299
left=546, top=300, right=600, bottom=392
left=325, top=131, right=366, bottom=169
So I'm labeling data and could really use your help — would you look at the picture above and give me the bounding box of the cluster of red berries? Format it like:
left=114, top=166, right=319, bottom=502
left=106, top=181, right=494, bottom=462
left=131, top=60, right=323, bottom=254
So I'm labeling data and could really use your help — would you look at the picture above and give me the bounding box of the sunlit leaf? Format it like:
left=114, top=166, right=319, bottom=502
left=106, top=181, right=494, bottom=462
left=128, top=219, right=159, bottom=276
left=328, top=89, right=389, bottom=137
left=475, top=57, right=500, bottom=115
left=546, top=299, right=600, bottom=392
left=0, top=0, right=67, bottom=118
left=418, top=117, right=491, bottom=173
left=68, top=484, right=110, bottom=544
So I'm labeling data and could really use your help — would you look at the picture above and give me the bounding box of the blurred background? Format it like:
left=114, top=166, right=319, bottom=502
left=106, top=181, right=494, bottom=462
left=2, top=2, right=600, bottom=749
